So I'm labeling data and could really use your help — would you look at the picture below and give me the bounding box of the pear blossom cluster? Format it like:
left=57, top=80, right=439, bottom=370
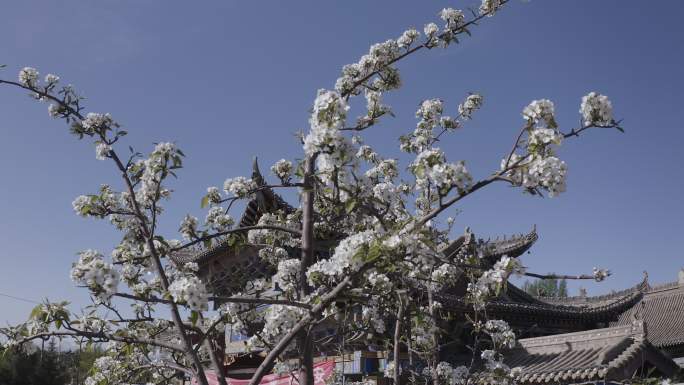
left=258, top=246, right=290, bottom=264
left=303, top=89, right=349, bottom=157
left=252, top=304, right=305, bottom=348
left=361, top=298, right=386, bottom=333
left=205, top=186, right=222, bottom=205
left=204, top=206, right=234, bottom=231
left=484, top=319, right=516, bottom=349
left=480, top=0, right=504, bottom=16
left=526, top=156, right=567, bottom=197
left=223, top=176, right=258, bottom=199
left=580, top=92, right=613, bottom=126
left=468, top=257, right=524, bottom=309
left=95, top=142, right=111, bottom=160
left=593, top=267, right=610, bottom=282
left=85, top=356, right=121, bottom=385
left=307, top=230, right=376, bottom=285
left=70, top=249, right=120, bottom=300
left=474, top=349, right=522, bottom=385
left=440, top=8, right=465, bottom=30
left=168, top=275, right=209, bottom=311
left=18, top=67, right=39, bottom=87
left=429, top=362, right=469, bottom=385
left=133, top=142, right=179, bottom=207
left=458, top=94, right=484, bottom=120
left=500, top=98, right=574, bottom=197
left=179, top=214, right=198, bottom=240
left=270, top=159, right=293, bottom=182
left=522, top=99, right=557, bottom=128
left=411, top=148, right=472, bottom=194
left=82, top=112, right=117, bottom=133
left=334, top=37, right=403, bottom=96
left=248, top=213, right=298, bottom=247
left=528, top=127, right=563, bottom=150
left=431, top=263, right=460, bottom=289
left=274, top=259, right=300, bottom=295
left=366, top=271, right=392, bottom=292
left=424, top=23, right=439, bottom=38
left=401, top=95, right=480, bottom=154
left=397, top=28, right=420, bottom=49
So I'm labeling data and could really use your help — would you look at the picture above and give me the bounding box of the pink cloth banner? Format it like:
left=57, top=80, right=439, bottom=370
left=193, top=361, right=336, bottom=385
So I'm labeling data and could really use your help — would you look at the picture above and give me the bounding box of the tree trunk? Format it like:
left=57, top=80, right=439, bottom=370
left=428, top=287, right=439, bottom=385
left=298, top=155, right=316, bottom=385
left=201, top=314, right=228, bottom=385
left=393, top=294, right=405, bottom=385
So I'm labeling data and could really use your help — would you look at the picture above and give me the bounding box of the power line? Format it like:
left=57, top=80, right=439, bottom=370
left=0, top=292, right=40, bottom=304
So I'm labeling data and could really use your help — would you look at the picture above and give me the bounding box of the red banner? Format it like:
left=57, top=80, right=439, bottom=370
left=193, top=361, right=336, bottom=385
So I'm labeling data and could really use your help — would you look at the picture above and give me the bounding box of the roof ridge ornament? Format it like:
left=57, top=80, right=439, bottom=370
left=252, top=156, right=266, bottom=187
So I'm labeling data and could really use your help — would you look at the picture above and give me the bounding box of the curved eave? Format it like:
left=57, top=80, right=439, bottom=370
left=532, top=275, right=650, bottom=307
left=437, top=289, right=643, bottom=322
left=479, top=227, right=538, bottom=261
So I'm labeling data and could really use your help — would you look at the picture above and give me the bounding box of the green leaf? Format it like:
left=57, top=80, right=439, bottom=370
left=190, top=311, right=199, bottom=326
left=29, top=305, right=44, bottom=319
left=345, top=199, right=357, bottom=214
left=201, top=195, right=209, bottom=209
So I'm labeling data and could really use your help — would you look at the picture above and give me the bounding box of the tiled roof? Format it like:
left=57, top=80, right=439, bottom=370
left=437, top=284, right=643, bottom=322
left=477, top=227, right=538, bottom=262
left=532, top=274, right=650, bottom=308
left=506, top=321, right=680, bottom=384
left=613, top=281, right=684, bottom=349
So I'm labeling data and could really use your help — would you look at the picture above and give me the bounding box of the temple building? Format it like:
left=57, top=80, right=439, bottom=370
left=170, top=163, right=683, bottom=384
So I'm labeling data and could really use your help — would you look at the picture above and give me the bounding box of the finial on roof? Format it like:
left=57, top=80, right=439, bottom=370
left=678, top=268, right=684, bottom=286
left=252, top=157, right=266, bottom=186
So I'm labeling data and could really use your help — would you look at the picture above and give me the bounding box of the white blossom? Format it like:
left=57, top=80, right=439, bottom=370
left=168, top=275, right=208, bottom=311
left=18, top=67, right=39, bottom=87
left=95, top=142, right=111, bottom=160
left=397, top=28, right=420, bottom=48
left=274, top=259, right=300, bottom=294
left=480, top=0, right=503, bottom=16
left=522, top=99, right=556, bottom=128
left=258, top=247, right=290, bottom=264
left=271, top=159, right=293, bottom=181
left=580, top=92, right=613, bottom=126
left=484, top=319, right=516, bottom=349
left=179, top=214, right=198, bottom=241
left=526, top=156, right=567, bottom=197
left=440, top=8, right=465, bottom=30
left=72, top=195, right=91, bottom=216
left=70, top=250, right=120, bottom=300
left=431, top=263, right=459, bottom=289
left=205, top=207, right=234, bottom=231
left=424, top=23, right=439, bottom=37
left=593, top=267, right=610, bottom=282
left=303, top=89, right=349, bottom=155
left=223, top=176, right=257, bottom=199
left=48, top=103, right=62, bottom=118
left=307, top=230, right=375, bottom=285
left=44, top=73, right=59, bottom=84
left=416, top=99, right=444, bottom=123
left=206, top=186, right=222, bottom=204
left=82, top=113, right=115, bottom=132
left=458, top=94, right=484, bottom=120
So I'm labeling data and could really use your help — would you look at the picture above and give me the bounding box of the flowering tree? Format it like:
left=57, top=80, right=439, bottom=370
left=0, top=1, right=622, bottom=385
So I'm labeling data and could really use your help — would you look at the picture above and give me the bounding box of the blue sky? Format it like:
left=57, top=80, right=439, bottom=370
left=1, top=0, right=683, bottom=325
